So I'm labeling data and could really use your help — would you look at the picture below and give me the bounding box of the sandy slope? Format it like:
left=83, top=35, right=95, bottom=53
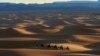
left=0, top=49, right=99, bottom=56
left=42, top=25, right=64, bottom=33
left=73, top=35, right=100, bottom=43
left=14, top=28, right=37, bottom=35
left=0, top=49, right=67, bottom=56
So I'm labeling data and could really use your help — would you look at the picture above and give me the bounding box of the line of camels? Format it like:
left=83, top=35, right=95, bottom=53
left=34, top=44, right=70, bottom=50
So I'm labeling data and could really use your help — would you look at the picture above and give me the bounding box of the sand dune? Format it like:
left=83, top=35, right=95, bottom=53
left=43, top=29, right=61, bottom=33
left=43, top=25, right=64, bottom=33
left=0, top=49, right=67, bottom=56
left=0, top=28, right=22, bottom=35
left=14, top=28, right=37, bottom=35
left=73, top=35, right=100, bottom=44
left=0, top=11, right=99, bottom=56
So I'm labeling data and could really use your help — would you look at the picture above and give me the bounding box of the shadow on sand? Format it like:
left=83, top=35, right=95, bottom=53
left=0, top=50, right=22, bottom=56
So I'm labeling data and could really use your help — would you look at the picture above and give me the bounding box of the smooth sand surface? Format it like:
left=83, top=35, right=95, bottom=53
left=0, top=49, right=99, bottom=56
left=0, top=49, right=67, bottom=56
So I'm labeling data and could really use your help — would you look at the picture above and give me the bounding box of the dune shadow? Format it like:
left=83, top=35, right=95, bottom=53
left=0, top=41, right=33, bottom=49
left=86, top=42, right=100, bottom=49
left=0, top=50, right=22, bottom=56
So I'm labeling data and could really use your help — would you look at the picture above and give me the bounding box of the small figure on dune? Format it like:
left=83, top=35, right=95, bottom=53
left=59, top=46, right=63, bottom=50
left=40, top=44, right=44, bottom=47
left=53, top=45, right=58, bottom=49
left=47, top=44, right=51, bottom=48
left=66, top=46, right=70, bottom=50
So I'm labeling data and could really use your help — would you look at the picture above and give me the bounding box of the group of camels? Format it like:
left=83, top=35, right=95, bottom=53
left=34, top=44, right=70, bottom=50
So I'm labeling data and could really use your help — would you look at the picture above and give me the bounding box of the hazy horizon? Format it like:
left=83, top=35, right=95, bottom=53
left=0, top=0, right=98, bottom=4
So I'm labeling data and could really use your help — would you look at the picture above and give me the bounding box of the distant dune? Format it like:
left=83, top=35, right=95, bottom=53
left=0, top=28, right=22, bottom=35
left=14, top=28, right=37, bottom=35
left=43, top=25, right=64, bottom=34
left=73, top=35, right=100, bottom=44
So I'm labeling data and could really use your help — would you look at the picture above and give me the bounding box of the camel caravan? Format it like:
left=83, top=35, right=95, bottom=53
left=33, top=43, right=70, bottom=50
